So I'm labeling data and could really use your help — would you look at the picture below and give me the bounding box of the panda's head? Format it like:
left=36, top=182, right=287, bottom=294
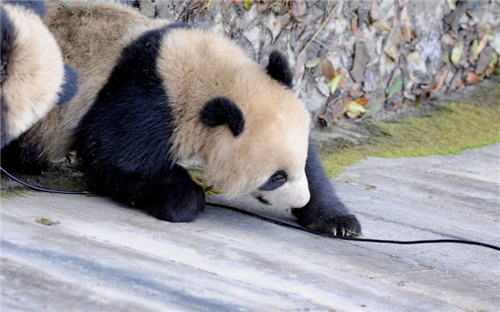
left=197, top=49, right=311, bottom=209
left=1, top=1, right=78, bottom=147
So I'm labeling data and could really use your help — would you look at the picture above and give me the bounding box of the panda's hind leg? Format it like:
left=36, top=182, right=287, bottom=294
left=86, top=164, right=205, bottom=223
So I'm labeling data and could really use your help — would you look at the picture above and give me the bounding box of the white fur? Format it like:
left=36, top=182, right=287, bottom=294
left=252, top=171, right=310, bottom=209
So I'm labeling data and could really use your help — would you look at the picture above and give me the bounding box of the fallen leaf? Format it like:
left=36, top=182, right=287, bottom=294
left=352, top=17, right=363, bottom=39
left=485, top=51, right=499, bottom=77
left=449, top=69, right=464, bottom=90
left=35, top=218, right=60, bottom=226
left=427, top=68, right=449, bottom=95
left=326, top=74, right=342, bottom=94
left=391, top=102, right=404, bottom=111
left=317, top=114, right=329, bottom=127
left=441, top=33, right=457, bottom=46
left=471, top=39, right=479, bottom=61
left=346, top=100, right=367, bottom=116
left=350, top=82, right=364, bottom=98
left=384, top=44, right=399, bottom=62
left=446, top=0, right=456, bottom=10
left=318, top=99, right=347, bottom=127
left=400, top=7, right=414, bottom=42
left=243, top=0, right=253, bottom=10
left=350, top=42, right=369, bottom=83
left=493, top=36, right=500, bottom=54
left=407, top=52, right=421, bottom=62
left=355, top=97, right=369, bottom=106
left=306, top=57, right=322, bottom=68
left=337, top=68, right=349, bottom=89
left=466, top=71, right=483, bottom=85
left=321, top=58, right=335, bottom=81
left=370, top=0, right=379, bottom=22
left=451, top=39, right=464, bottom=66
left=476, top=36, right=489, bottom=56
left=475, top=45, right=493, bottom=74
left=387, top=74, right=403, bottom=100
left=291, top=0, right=307, bottom=17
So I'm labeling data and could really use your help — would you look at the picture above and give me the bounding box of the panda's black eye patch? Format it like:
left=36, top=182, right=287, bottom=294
left=259, top=170, right=288, bottom=191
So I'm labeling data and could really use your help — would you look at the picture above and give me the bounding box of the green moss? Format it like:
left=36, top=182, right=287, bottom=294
left=0, top=189, right=29, bottom=199
left=322, top=99, right=500, bottom=177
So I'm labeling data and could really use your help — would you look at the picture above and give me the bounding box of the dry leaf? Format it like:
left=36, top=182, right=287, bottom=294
left=392, top=102, right=404, bottom=111
left=355, top=97, right=369, bottom=106
left=427, top=68, right=449, bottom=95
left=384, top=44, right=399, bottom=62
left=485, top=51, right=499, bottom=77
left=350, top=42, right=369, bottom=83
left=352, top=17, right=363, bottom=39
left=321, top=58, right=335, bottom=81
left=291, top=0, right=307, bottom=17
left=370, top=0, right=379, bottom=22
left=337, top=69, right=349, bottom=89
left=407, top=52, right=421, bottom=62
left=319, top=99, right=347, bottom=126
left=476, top=36, right=489, bottom=55
left=400, top=7, right=414, bottom=43
left=441, top=33, right=457, bottom=46
left=466, top=72, right=483, bottom=85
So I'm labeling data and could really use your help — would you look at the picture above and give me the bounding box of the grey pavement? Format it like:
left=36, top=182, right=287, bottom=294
left=1, top=143, right=499, bottom=311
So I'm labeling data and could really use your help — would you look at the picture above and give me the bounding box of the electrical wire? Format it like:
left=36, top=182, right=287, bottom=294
left=208, top=202, right=500, bottom=251
left=1, top=166, right=91, bottom=195
left=2, top=166, right=499, bottom=252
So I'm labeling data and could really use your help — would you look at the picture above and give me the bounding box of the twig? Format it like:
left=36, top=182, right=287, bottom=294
left=298, top=0, right=342, bottom=57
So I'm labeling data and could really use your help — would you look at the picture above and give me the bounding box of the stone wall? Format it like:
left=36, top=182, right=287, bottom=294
left=135, top=0, right=500, bottom=128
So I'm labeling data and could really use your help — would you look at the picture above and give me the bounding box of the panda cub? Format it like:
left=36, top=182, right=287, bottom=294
left=5, top=1, right=361, bottom=236
left=0, top=0, right=78, bottom=148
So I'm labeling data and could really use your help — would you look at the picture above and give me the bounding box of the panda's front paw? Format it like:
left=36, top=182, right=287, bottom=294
left=306, top=214, right=361, bottom=237
left=293, top=208, right=361, bottom=237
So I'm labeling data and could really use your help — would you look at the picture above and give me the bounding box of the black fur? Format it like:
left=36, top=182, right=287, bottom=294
left=4, top=0, right=47, bottom=18
left=199, top=97, right=245, bottom=137
left=266, top=50, right=294, bottom=89
left=292, top=140, right=362, bottom=236
left=75, top=23, right=204, bottom=222
left=259, top=170, right=287, bottom=191
left=1, top=6, right=13, bottom=146
left=56, top=65, right=79, bottom=106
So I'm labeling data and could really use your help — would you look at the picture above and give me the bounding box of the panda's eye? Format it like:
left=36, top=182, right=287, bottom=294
left=259, top=170, right=288, bottom=191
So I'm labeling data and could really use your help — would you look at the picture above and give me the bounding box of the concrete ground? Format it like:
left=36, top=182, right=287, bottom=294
left=1, top=143, right=499, bottom=311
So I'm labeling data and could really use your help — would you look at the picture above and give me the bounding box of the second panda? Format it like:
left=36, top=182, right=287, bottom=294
left=6, top=1, right=361, bottom=236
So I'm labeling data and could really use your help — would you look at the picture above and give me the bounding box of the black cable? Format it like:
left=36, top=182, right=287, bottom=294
left=209, top=202, right=500, bottom=252
left=2, top=166, right=499, bottom=252
left=1, top=166, right=91, bottom=195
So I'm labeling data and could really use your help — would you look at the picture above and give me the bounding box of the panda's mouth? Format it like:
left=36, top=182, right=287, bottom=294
left=255, top=195, right=271, bottom=205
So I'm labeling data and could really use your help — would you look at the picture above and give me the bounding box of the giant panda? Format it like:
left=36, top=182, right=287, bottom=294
left=0, top=0, right=78, bottom=148
left=3, top=1, right=361, bottom=236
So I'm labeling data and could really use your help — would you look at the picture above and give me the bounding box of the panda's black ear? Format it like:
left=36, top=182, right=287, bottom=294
left=5, top=0, right=47, bottom=18
left=199, top=97, right=245, bottom=137
left=266, top=50, right=293, bottom=89
left=56, top=65, right=79, bottom=106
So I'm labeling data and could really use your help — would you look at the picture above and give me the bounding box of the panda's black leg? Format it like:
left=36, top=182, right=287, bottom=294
left=87, top=164, right=205, bottom=223
left=292, top=140, right=361, bottom=236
